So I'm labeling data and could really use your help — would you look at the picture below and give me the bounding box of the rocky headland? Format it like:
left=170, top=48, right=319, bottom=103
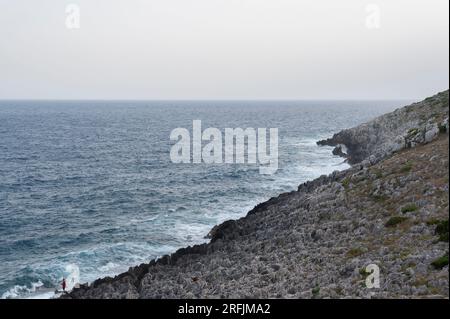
left=63, top=90, right=449, bottom=299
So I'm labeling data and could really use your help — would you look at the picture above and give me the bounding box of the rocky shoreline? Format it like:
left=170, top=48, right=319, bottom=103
left=63, top=90, right=449, bottom=299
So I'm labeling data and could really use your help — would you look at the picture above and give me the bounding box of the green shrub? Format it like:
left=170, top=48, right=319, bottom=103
left=408, top=128, right=419, bottom=135
left=401, top=204, right=418, bottom=214
left=435, top=220, right=449, bottom=242
left=347, top=248, right=364, bottom=257
left=342, top=177, right=350, bottom=189
left=373, top=194, right=388, bottom=202
left=431, top=253, right=449, bottom=269
left=359, top=267, right=370, bottom=278
left=311, top=287, right=320, bottom=296
left=400, top=162, right=413, bottom=173
left=373, top=169, right=383, bottom=179
left=426, top=218, right=440, bottom=226
left=385, top=216, right=408, bottom=227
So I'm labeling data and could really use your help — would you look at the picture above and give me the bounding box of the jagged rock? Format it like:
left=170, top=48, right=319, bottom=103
left=425, top=123, right=440, bottom=143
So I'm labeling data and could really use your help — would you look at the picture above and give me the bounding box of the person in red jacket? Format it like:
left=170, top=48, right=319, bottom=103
left=61, top=278, right=66, bottom=292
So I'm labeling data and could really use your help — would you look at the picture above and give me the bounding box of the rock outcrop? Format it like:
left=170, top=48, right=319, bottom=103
left=62, top=91, right=449, bottom=299
left=317, top=90, right=449, bottom=164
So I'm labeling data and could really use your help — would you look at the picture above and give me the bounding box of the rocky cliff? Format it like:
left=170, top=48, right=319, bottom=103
left=317, top=90, right=449, bottom=164
left=63, top=91, right=449, bottom=299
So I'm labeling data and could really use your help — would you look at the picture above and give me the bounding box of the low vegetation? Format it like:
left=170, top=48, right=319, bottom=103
left=408, top=128, right=419, bottom=136
left=400, top=162, right=413, bottom=173
left=431, top=252, right=449, bottom=270
left=385, top=216, right=408, bottom=227
left=401, top=203, right=418, bottom=214
left=347, top=248, right=364, bottom=258
left=435, top=220, right=449, bottom=242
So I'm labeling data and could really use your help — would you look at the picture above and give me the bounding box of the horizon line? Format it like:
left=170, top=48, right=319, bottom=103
left=0, top=98, right=418, bottom=102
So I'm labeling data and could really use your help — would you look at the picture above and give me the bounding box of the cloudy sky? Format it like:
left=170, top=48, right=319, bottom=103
left=0, top=0, right=448, bottom=100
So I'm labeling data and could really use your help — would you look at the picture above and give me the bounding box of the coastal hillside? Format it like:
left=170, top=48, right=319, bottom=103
left=64, top=91, right=449, bottom=299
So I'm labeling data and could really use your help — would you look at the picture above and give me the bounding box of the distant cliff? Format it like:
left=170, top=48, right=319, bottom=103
left=63, top=91, right=449, bottom=299
left=317, top=90, right=449, bottom=164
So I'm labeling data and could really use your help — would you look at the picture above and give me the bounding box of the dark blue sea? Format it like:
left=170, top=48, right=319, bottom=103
left=0, top=100, right=408, bottom=298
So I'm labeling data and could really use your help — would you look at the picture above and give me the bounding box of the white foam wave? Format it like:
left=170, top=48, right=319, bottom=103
left=2, top=280, right=44, bottom=299
left=65, top=263, right=80, bottom=291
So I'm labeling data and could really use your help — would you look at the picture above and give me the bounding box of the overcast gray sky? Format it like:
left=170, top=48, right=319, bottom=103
left=0, top=0, right=448, bottom=100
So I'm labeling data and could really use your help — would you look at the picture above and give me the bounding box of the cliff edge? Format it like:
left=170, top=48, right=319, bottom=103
left=317, top=90, right=449, bottom=164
